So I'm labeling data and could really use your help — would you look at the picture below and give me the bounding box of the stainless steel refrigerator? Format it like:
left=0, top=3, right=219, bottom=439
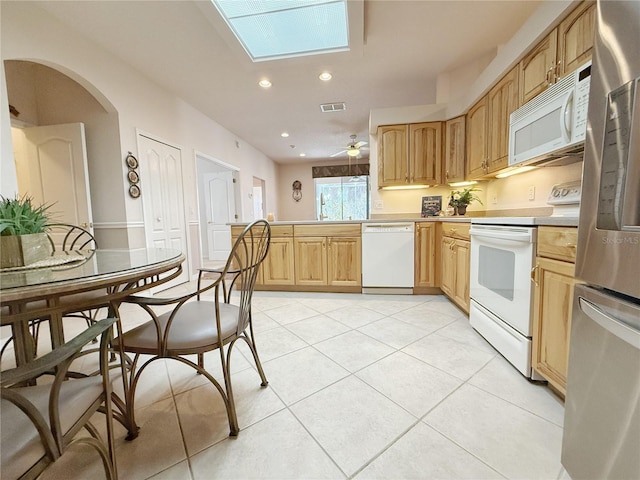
left=561, top=1, right=640, bottom=479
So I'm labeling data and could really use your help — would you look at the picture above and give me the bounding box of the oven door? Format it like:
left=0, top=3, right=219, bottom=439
left=470, top=225, right=536, bottom=336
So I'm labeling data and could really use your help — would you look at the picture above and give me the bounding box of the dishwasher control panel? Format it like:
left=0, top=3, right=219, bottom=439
left=362, top=223, right=415, bottom=234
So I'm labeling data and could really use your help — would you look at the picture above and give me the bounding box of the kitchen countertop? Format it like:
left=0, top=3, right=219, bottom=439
left=231, top=216, right=579, bottom=227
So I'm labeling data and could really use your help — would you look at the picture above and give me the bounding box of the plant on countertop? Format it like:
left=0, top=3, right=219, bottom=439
left=0, top=194, right=52, bottom=236
left=450, top=187, right=483, bottom=208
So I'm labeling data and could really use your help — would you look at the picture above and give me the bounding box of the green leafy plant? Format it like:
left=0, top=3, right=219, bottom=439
left=0, top=195, right=52, bottom=236
left=450, top=187, right=483, bottom=207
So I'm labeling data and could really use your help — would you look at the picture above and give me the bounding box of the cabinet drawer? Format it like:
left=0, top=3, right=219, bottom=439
left=270, top=225, right=294, bottom=237
left=441, top=222, right=470, bottom=240
left=294, top=224, right=361, bottom=237
left=537, top=226, right=578, bottom=262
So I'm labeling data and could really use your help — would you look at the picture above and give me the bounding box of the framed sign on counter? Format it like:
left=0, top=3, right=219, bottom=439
left=421, top=196, right=442, bottom=217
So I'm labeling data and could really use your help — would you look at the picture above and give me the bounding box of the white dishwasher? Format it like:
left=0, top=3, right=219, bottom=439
left=361, top=222, right=414, bottom=294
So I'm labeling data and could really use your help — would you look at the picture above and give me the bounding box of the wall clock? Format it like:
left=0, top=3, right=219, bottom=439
left=292, top=180, right=302, bottom=202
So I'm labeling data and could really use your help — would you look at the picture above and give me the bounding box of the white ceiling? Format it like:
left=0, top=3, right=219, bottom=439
left=33, top=0, right=542, bottom=164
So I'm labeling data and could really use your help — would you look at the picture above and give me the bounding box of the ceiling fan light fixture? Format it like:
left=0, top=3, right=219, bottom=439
left=347, top=147, right=359, bottom=157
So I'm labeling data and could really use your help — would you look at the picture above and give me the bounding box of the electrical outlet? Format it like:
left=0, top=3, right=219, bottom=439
left=374, top=200, right=383, bottom=209
left=491, top=194, right=498, bottom=205
left=528, top=186, right=536, bottom=201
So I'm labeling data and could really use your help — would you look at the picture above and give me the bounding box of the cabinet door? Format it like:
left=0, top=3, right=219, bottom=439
left=444, top=116, right=466, bottom=184
left=520, top=29, right=558, bottom=104
left=410, top=122, right=442, bottom=185
left=558, top=1, right=596, bottom=77
left=440, top=236, right=455, bottom=297
left=294, top=236, right=327, bottom=286
left=465, top=96, right=488, bottom=180
left=532, top=256, right=580, bottom=395
left=378, top=125, right=408, bottom=187
left=453, top=239, right=470, bottom=313
left=327, top=236, right=361, bottom=286
left=488, top=66, right=519, bottom=173
left=262, top=237, right=295, bottom=285
left=415, top=223, right=436, bottom=288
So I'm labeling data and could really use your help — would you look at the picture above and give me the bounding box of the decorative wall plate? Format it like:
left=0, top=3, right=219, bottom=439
left=125, top=153, right=139, bottom=169
left=127, top=170, right=140, bottom=184
left=129, top=184, right=141, bottom=198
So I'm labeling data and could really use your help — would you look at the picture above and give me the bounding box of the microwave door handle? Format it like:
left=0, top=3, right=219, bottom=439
left=561, top=90, right=574, bottom=142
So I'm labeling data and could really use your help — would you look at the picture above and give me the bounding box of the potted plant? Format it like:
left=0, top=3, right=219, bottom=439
left=0, top=195, right=53, bottom=268
left=450, top=187, right=483, bottom=215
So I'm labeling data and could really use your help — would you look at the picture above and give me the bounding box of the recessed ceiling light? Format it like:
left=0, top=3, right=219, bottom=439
left=319, top=72, right=332, bottom=81
left=281, top=132, right=289, bottom=138
left=258, top=79, right=272, bottom=88
left=299, top=153, right=306, bottom=157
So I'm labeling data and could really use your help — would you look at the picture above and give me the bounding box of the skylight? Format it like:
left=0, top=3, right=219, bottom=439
left=211, top=0, right=349, bottom=62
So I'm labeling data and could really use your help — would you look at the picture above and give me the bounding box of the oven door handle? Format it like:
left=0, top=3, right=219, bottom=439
left=470, top=229, right=534, bottom=243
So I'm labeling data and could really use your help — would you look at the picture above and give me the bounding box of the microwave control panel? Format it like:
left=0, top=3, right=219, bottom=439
left=573, top=63, right=592, bottom=142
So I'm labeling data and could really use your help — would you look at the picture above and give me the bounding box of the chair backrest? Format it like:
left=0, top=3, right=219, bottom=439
left=46, top=223, right=97, bottom=253
left=222, top=220, right=270, bottom=333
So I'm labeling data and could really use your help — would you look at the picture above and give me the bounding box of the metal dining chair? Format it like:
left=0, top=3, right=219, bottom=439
left=113, top=220, right=271, bottom=439
left=0, top=317, right=118, bottom=480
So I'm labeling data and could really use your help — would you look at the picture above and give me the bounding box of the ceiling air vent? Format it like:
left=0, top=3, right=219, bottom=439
left=320, top=102, right=347, bottom=113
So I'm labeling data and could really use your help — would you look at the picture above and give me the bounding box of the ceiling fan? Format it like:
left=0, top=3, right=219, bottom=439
left=330, top=134, right=368, bottom=158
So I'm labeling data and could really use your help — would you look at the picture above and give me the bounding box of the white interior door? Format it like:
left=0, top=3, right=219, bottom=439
left=13, top=123, right=93, bottom=229
left=138, top=134, right=188, bottom=288
left=204, top=171, right=235, bottom=261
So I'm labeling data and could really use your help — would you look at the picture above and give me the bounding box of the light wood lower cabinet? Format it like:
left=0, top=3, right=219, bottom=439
left=293, top=224, right=361, bottom=291
left=440, top=223, right=470, bottom=313
left=262, top=237, right=295, bottom=285
left=531, top=226, right=582, bottom=396
left=414, top=222, right=436, bottom=290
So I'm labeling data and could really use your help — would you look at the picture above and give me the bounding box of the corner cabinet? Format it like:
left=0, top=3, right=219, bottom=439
left=378, top=122, right=442, bottom=187
left=444, top=116, right=466, bottom=184
left=531, top=226, right=582, bottom=396
left=440, top=222, right=470, bottom=314
left=293, top=224, right=361, bottom=291
left=414, top=222, right=437, bottom=291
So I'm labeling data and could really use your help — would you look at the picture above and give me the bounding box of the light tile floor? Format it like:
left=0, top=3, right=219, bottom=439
left=7, top=285, right=569, bottom=480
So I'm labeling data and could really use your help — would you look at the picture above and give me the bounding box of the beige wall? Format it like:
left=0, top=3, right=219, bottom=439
left=1, top=2, right=278, bottom=269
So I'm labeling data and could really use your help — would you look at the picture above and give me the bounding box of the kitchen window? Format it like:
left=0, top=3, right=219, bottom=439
left=314, top=175, right=369, bottom=221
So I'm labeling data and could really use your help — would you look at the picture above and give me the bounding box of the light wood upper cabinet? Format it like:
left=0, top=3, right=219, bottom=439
left=414, top=222, right=436, bottom=289
left=488, top=66, right=520, bottom=173
left=378, top=122, right=442, bottom=187
left=444, top=116, right=466, bottom=184
left=558, top=0, right=596, bottom=77
left=410, top=122, right=442, bottom=185
left=378, top=125, right=409, bottom=186
left=520, top=29, right=558, bottom=104
left=466, top=96, right=489, bottom=179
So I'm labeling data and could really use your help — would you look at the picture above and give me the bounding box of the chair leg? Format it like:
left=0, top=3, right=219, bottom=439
left=197, top=353, right=204, bottom=371
left=219, top=347, right=240, bottom=436
left=247, top=314, right=268, bottom=387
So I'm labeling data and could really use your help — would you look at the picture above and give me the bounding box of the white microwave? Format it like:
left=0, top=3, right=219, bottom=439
left=509, top=61, right=591, bottom=167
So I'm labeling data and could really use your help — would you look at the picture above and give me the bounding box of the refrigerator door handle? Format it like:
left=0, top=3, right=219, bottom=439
left=579, top=297, right=640, bottom=349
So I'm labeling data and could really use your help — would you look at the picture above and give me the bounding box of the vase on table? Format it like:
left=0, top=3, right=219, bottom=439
left=457, top=205, right=467, bottom=216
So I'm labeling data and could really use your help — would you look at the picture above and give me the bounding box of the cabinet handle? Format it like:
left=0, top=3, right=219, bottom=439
left=450, top=240, right=457, bottom=250
left=531, top=264, right=539, bottom=287
left=555, top=59, right=562, bottom=82
left=445, top=171, right=449, bottom=179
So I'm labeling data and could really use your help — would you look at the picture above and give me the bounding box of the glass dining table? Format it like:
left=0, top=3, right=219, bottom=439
left=0, top=247, right=184, bottom=366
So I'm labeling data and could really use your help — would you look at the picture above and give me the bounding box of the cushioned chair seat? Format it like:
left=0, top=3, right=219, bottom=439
left=114, top=302, right=240, bottom=355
